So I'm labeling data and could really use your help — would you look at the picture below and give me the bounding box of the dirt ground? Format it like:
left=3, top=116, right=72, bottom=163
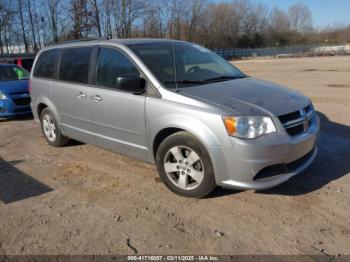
left=0, top=56, right=349, bottom=255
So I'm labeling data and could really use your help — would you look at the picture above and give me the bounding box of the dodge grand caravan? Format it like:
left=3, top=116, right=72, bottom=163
left=30, top=39, right=319, bottom=198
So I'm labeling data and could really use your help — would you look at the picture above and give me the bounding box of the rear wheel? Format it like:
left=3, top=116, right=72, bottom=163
left=156, top=131, right=216, bottom=198
left=40, top=108, right=69, bottom=147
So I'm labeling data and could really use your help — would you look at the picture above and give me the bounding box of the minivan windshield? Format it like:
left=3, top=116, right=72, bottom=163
left=0, top=65, right=29, bottom=81
left=128, top=42, right=246, bottom=89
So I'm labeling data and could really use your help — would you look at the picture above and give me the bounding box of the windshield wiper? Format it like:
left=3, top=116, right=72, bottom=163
left=204, top=75, right=245, bottom=82
left=163, top=79, right=205, bottom=85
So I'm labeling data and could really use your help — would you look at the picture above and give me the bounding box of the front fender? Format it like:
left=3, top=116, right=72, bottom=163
left=151, top=114, right=221, bottom=145
left=147, top=114, right=231, bottom=166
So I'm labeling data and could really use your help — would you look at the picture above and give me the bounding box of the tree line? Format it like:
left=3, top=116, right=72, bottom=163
left=0, top=0, right=350, bottom=54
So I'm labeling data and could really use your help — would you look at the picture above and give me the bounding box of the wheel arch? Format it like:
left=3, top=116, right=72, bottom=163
left=149, top=115, right=222, bottom=161
left=152, top=127, right=184, bottom=159
left=37, top=103, right=48, bottom=118
left=35, top=96, right=62, bottom=126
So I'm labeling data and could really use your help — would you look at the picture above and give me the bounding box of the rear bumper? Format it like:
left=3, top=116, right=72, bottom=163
left=0, top=99, right=32, bottom=118
left=210, top=114, right=320, bottom=190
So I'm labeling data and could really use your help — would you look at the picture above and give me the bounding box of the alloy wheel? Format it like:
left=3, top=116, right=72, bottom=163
left=42, top=114, right=57, bottom=142
left=163, top=146, right=204, bottom=190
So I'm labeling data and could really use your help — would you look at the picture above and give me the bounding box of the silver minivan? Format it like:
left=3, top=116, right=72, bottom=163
left=30, top=39, right=319, bottom=198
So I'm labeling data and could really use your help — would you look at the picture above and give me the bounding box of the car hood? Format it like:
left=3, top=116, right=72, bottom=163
left=0, top=79, right=29, bottom=96
left=179, top=77, right=310, bottom=116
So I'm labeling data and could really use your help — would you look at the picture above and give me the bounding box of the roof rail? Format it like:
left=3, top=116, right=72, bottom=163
left=55, top=38, right=108, bottom=45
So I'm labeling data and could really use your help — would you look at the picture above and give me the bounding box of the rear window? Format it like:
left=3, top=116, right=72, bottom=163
left=33, top=49, right=59, bottom=79
left=59, top=47, right=92, bottom=84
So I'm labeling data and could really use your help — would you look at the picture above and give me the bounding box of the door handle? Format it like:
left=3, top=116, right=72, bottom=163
left=89, top=95, right=103, bottom=102
left=76, top=91, right=87, bottom=98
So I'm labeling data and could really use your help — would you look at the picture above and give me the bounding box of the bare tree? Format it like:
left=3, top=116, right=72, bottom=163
left=0, top=0, right=13, bottom=53
left=168, top=0, right=189, bottom=39
left=17, top=0, right=29, bottom=52
left=143, top=0, right=168, bottom=38
left=90, top=0, right=102, bottom=37
left=25, top=0, right=38, bottom=51
left=2, top=0, right=350, bottom=53
left=69, top=0, right=93, bottom=39
left=46, top=0, right=60, bottom=43
left=187, top=0, right=207, bottom=41
left=113, top=0, right=145, bottom=38
left=288, top=3, right=313, bottom=33
left=32, top=0, right=43, bottom=48
left=268, top=7, right=291, bottom=45
left=101, top=0, right=113, bottom=38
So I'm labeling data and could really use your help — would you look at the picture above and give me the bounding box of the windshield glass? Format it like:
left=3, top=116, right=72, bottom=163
left=128, top=42, right=246, bottom=89
left=0, top=65, right=29, bottom=81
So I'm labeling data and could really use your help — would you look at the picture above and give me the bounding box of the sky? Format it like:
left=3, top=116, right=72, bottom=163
left=218, top=0, right=350, bottom=29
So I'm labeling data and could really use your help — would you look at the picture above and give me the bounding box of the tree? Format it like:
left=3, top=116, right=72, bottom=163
left=143, top=0, right=168, bottom=38
left=25, top=0, right=38, bottom=52
left=46, top=0, right=60, bottom=43
left=17, top=0, right=29, bottom=52
left=113, top=0, right=145, bottom=38
left=168, top=0, right=189, bottom=39
left=3, top=0, right=350, bottom=53
left=90, top=0, right=101, bottom=37
left=288, top=3, right=313, bottom=33
left=232, top=0, right=268, bottom=47
left=0, top=0, right=14, bottom=53
left=187, top=0, right=207, bottom=41
left=69, top=0, right=93, bottom=39
left=268, top=7, right=291, bottom=46
left=102, top=0, right=113, bottom=38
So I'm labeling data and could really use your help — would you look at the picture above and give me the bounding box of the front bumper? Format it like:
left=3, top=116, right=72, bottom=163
left=210, top=114, right=320, bottom=190
left=0, top=99, right=32, bottom=118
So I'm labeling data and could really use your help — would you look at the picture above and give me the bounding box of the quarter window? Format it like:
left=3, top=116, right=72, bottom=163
left=59, top=47, right=92, bottom=84
left=33, top=49, right=59, bottom=79
left=95, top=47, right=139, bottom=89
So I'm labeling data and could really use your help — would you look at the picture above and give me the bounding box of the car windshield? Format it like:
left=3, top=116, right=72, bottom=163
left=128, top=42, right=246, bottom=89
left=0, top=65, right=29, bottom=81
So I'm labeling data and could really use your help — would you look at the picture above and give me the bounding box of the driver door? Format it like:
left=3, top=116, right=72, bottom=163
left=89, top=46, right=148, bottom=161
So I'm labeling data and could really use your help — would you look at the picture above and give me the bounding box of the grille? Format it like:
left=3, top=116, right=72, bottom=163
left=12, top=97, right=31, bottom=106
left=278, top=105, right=314, bottom=137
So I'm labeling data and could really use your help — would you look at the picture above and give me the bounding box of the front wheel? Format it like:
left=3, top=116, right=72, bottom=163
left=155, top=131, right=216, bottom=198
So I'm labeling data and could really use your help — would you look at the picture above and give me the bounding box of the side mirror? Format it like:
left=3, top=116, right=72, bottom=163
left=115, top=75, right=146, bottom=94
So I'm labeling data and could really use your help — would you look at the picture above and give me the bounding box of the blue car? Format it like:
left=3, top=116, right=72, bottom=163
left=0, top=64, right=32, bottom=118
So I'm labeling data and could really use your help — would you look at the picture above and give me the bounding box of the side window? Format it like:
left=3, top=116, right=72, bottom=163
left=33, top=49, right=59, bottom=78
left=59, top=47, right=92, bottom=84
left=95, top=47, right=139, bottom=89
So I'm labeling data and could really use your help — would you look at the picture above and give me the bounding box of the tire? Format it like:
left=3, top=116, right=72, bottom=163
left=40, top=108, right=69, bottom=147
left=155, top=131, right=216, bottom=198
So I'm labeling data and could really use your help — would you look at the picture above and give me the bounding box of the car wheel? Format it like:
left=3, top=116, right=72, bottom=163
left=156, top=131, right=216, bottom=198
left=40, top=108, right=69, bottom=147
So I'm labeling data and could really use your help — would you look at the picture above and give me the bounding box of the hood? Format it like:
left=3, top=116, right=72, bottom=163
left=0, top=79, right=29, bottom=96
left=179, top=77, right=309, bottom=116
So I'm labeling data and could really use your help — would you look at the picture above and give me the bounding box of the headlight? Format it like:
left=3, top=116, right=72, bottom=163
left=223, top=116, right=276, bottom=139
left=0, top=90, right=7, bottom=100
